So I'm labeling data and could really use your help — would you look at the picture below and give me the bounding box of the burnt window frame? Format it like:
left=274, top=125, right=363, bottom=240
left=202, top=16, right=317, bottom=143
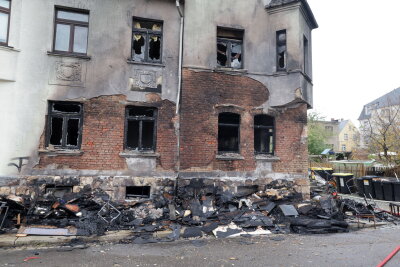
left=276, top=29, right=287, bottom=71
left=254, top=114, right=275, bottom=155
left=0, top=0, right=11, bottom=46
left=126, top=186, right=151, bottom=199
left=218, top=112, right=241, bottom=154
left=52, top=6, right=90, bottom=55
left=217, top=27, right=244, bottom=69
left=131, top=17, right=163, bottom=63
left=124, top=106, right=157, bottom=151
left=46, top=101, right=84, bottom=149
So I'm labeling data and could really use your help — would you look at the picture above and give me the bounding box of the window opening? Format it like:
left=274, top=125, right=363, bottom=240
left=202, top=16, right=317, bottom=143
left=126, top=186, right=151, bottom=199
left=217, top=27, right=243, bottom=69
left=254, top=115, right=275, bottom=154
left=47, top=101, right=83, bottom=149
left=218, top=112, right=240, bottom=153
left=125, top=106, right=157, bottom=151
left=132, top=18, right=163, bottom=63
left=45, top=185, right=73, bottom=198
left=276, top=30, right=287, bottom=71
left=53, top=7, right=89, bottom=54
left=303, top=35, right=309, bottom=74
left=0, top=0, right=11, bottom=45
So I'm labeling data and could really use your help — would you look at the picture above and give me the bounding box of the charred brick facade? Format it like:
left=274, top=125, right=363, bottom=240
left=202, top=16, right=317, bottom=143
left=180, top=69, right=269, bottom=171
left=180, top=69, right=309, bottom=176
left=1, top=0, right=318, bottom=201
left=36, top=95, right=178, bottom=172
left=273, top=103, right=308, bottom=175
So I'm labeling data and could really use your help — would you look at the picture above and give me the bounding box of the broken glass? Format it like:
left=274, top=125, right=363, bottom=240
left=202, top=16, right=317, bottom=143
left=230, top=43, right=242, bottom=69
left=149, top=35, right=161, bottom=61
left=133, top=34, right=145, bottom=62
left=132, top=19, right=163, bottom=62
left=217, top=42, right=228, bottom=67
left=276, top=30, right=287, bottom=70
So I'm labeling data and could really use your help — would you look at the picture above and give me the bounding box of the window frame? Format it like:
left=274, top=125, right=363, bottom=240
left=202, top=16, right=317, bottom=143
left=218, top=112, right=241, bottom=154
left=46, top=101, right=84, bottom=150
left=254, top=114, right=275, bottom=155
left=0, top=0, right=11, bottom=46
left=276, top=29, right=287, bottom=71
left=124, top=106, right=158, bottom=152
left=52, top=6, right=90, bottom=55
left=131, top=17, right=163, bottom=63
left=216, top=27, right=244, bottom=69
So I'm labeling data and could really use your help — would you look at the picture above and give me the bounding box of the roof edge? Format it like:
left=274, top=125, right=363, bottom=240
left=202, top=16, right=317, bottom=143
left=266, top=0, right=318, bottom=29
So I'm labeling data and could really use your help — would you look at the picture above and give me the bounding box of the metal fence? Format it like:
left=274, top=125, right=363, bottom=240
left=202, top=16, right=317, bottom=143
left=309, top=161, right=400, bottom=178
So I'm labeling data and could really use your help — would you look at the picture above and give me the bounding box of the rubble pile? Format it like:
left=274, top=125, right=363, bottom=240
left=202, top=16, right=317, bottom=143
left=0, top=178, right=399, bottom=241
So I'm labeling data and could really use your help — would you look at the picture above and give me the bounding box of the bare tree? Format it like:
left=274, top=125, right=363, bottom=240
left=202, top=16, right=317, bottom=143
left=362, top=96, right=400, bottom=164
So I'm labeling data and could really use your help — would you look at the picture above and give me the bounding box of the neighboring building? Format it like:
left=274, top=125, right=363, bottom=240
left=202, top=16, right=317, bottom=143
left=358, top=87, right=400, bottom=149
left=317, top=119, right=360, bottom=153
left=0, top=0, right=317, bottom=199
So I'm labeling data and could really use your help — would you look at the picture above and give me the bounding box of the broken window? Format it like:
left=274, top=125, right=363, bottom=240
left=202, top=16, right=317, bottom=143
left=46, top=101, right=83, bottom=149
left=0, top=0, right=11, bottom=45
left=254, top=115, right=274, bottom=154
left=276, top=30, right=287, bottom=71
left=45, top=185, right=73, bottom=198
left=132, top=18, right=162, bottom=63
left=217, top=27, right=243, bottom=69
left=53, top=7, right=89, bottom=54
left=126, top=186, right=151, bottom=199
left=125, top=106, right=157, bottom=151
left=218, top=113, right=240, bottom=153
left=303, top=35, right=309, bottom=74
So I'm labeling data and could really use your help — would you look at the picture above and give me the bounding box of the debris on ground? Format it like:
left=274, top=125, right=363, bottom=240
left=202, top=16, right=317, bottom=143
left=0, top=178, right=399, bottom=244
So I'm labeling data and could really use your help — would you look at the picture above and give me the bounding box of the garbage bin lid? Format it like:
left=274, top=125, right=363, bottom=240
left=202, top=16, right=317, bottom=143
left=332, top=173, right=353, bottom=176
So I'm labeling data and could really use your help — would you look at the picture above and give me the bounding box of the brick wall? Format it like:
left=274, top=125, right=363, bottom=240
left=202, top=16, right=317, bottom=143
left=36, top=95, right=177, bottom=171
left=273, top=103, right=309, bottom=175
left=180, top=69, right=308, bottom=175
left=180, top=69, right=269, bottom=171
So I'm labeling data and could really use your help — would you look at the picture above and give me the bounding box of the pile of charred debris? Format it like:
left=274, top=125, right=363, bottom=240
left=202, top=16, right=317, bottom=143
left=1, top=178, right=399, bottom=243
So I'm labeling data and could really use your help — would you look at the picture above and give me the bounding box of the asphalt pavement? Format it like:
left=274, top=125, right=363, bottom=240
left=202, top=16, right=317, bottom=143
left=1, top=225, right=400, bottom=267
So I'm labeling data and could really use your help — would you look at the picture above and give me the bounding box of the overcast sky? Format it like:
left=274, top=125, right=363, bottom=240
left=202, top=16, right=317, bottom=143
left=307, top=0, right=400, bottom=126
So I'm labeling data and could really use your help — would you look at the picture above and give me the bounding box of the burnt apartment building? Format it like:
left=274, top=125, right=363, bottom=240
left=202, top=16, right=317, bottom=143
left=0, top=0, right=317, bottom=200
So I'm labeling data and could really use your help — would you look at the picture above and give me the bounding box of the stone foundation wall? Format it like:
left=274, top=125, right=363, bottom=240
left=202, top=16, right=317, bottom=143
left=0, top=175, right=310, bottom=201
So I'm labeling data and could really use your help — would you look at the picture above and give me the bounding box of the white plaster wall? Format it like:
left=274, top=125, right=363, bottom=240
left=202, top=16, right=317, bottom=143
left=0, top=0, right=181, bottom=175
left=182, top=0, right=314, bottom=108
